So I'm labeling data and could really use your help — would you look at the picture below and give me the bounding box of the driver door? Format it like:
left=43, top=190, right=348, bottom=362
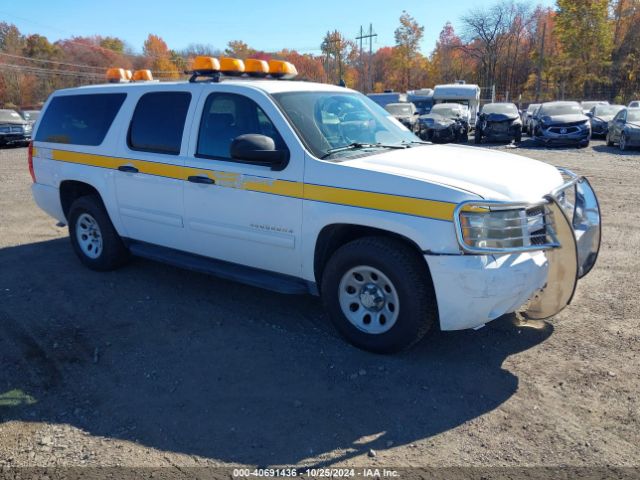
left=181, top=87, right=304, bottom=277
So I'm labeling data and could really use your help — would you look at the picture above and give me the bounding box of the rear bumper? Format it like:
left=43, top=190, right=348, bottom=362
left=426, top=252, right=548, bottom=330
left=32, top=183, right=65, bottom=223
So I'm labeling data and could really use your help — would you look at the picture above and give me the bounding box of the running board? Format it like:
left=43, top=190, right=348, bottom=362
left=127, top=240, right=312, bottom=295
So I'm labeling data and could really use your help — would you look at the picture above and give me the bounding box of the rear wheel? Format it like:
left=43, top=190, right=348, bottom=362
left=68, top=195, right=130, bottom=271
left=321, top=236, right=437, bottom=353
left=474, top=129, right=482, bottom=144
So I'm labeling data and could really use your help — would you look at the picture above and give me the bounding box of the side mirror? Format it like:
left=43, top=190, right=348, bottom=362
left=230, top=134, right=288, bottom=171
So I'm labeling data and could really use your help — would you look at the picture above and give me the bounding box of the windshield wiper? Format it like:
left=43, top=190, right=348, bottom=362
left=320, top=142, right=407, bottom=159
left=401, top=140, right=430, bottom=146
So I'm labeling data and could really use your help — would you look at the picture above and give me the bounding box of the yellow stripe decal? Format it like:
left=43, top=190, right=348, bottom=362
left=304, top=184, right=455, bottom=220
left=49, top=149, right=455, bottom=221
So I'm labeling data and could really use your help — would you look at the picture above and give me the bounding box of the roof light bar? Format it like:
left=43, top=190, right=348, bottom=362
left=186, top=55, right=298, bottom=82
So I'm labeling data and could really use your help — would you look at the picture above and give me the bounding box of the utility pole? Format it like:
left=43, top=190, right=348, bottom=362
left=535, top=21, right=546, bottom=102
left=356, top=23, right=377, bottom=93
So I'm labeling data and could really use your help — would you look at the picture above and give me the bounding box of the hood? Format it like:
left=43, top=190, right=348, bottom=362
left=422, top=112, right=457, bottom=122
left=542, top=113, right=589, bottom=125
left=482, top=112, right=519, bottom=122
left=593, top=114, right=615, bottom=122
left=0, top=120, right=28, bottom=126
left=343, top=144, right=563, bottom=202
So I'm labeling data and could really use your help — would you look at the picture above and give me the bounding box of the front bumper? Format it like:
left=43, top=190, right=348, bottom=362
left=0, top=133, right=31, bottom=146
left=428, top=169, right=601, bottom=330
left=426, top=251, right=548, bottom=330
left=535, top=126, right=590, bottom=146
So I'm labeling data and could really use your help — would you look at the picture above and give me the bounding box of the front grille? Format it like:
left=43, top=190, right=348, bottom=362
left=10, top=126, right=23, bottom=133
left=526, top=206, right=549, bottom=245
left=548, top=126, right=579, bottom=134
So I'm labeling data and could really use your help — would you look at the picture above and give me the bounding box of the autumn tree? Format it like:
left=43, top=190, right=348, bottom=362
left=394, top=11, right=424, bottom=90
left=143, top=34, right=179, bottom=79
left=321, top=30, right=357, bottom=86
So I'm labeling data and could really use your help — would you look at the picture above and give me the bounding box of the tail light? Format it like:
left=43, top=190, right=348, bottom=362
left=28, top=141, right=36, bottom=182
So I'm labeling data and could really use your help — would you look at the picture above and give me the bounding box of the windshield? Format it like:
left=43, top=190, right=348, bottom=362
left=627, top=110, right=640, bottom=122
left=526, top=104, right=540, bottom=113
left=540, top=103, right=582, bottom=116
left=430, top=104, right=462, bottom=117
left=594, top=105, right=624, bottom=116
left=385, top=103, right=413, bottom=115
left=272, top=91, right=419, bottom=159
left=582, top=101, right=606, bottom=110
left=0, top=110, right=23, bottom=123
left=23, top=110, right=40, bottom=121
left=481, top=103, right=518, bottom=115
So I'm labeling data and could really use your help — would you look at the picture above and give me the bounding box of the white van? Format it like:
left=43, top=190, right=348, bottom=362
left=433, top=83, right=481, bottom=128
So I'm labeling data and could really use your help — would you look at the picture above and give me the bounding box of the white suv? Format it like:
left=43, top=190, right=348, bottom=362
left=29, top=58, right=601, bottom=353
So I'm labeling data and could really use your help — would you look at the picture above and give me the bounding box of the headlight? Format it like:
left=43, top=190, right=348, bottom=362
left=24, top=124, right=32, bottom=132
left=459, top=206, right=551, bottom=250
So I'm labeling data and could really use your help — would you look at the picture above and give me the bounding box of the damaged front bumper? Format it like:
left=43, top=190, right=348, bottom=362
left=426, top=168, right=601, bottom=330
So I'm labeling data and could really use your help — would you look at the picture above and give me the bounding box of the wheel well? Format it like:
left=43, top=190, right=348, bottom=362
left=313, top=224, right=424, bottom=287
left=59, top=181, right=100, bottom=219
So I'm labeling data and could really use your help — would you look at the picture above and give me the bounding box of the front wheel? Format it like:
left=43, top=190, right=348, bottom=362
left=68, top=195, right=130, bottom=271
left=321, top=236, right=437, bottom=353
left=619, top=133, right=628, bottom=151
left=474, top=130, right=482, bottom=144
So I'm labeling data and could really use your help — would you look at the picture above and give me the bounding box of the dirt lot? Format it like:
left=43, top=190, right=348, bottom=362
left=0, top=140, right=639, bottom=474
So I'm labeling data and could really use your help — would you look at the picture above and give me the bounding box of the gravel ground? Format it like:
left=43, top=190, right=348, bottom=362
left=0, top=140, right=639, bottom=474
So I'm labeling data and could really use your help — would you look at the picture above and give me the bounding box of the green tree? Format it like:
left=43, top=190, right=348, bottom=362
left=555, top=0, right=612, bottom=98
left=100, top=36, right=125, bottom=53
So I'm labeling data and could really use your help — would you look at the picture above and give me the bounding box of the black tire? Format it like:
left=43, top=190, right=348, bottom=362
left=321, top=236, right=437, bottom=354
left=619, top=133, right=628, bottom=151
left=68, top=195, right=130, bottom=271
left=515, top=132, right=522, bottom=143
left=474, top=130, right=482, bottom=144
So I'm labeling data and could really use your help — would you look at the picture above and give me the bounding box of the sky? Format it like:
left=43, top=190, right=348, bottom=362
left=1, top=0, right=556, bottom=55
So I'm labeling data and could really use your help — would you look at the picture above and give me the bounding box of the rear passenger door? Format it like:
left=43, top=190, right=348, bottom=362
left=182, top=86, right=304, bottom=277
left=113, top=87, right=200, bottom=249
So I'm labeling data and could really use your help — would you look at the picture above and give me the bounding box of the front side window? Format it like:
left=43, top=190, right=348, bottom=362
left=272, top=91, right=419, bottom=160
left=128, top=92, right=191, bottom=155
left=35, top=94, right=126, bottom=145
left=197, top=93, right=286, bottom=160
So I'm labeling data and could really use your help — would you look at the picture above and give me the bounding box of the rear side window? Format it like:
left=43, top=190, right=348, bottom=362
left=35, top=94, right=126, bottom=145
left=128, top=92, right=191, bottom=155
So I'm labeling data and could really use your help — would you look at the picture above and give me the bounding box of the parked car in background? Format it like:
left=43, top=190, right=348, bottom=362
left=474, top=103, right=522, bottom=144
left=580, top=100, right=609, bottom=115
left=417, top=103, right=468, bottom=143
left=606, top=108, right=640, bottom=151
left=19, top=109, right=41, bottom=125
left=587, top=104, right=625, bottom=137
left=0, top=109, right=32, bottom=147
left=531, top=101, right=591, bottom=147
left=522, top=103, right=540, bottom=135
left=407, top=89, right=434, bottom=115
left=384, top=102, right=418, bottom=132
left=628, top=100, right=640, bottom=108
left=366, top=92, right=406, bottom=109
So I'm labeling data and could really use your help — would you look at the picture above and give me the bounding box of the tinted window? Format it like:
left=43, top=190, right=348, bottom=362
left=35, top=94, right=126, bottom=145
left=197, top=93, right=286, bottom=160
left=128, top=92, right=191, bottom=155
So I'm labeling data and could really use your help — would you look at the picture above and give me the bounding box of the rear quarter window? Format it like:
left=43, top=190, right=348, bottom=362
left=35, top=93, right=126, bottom=146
